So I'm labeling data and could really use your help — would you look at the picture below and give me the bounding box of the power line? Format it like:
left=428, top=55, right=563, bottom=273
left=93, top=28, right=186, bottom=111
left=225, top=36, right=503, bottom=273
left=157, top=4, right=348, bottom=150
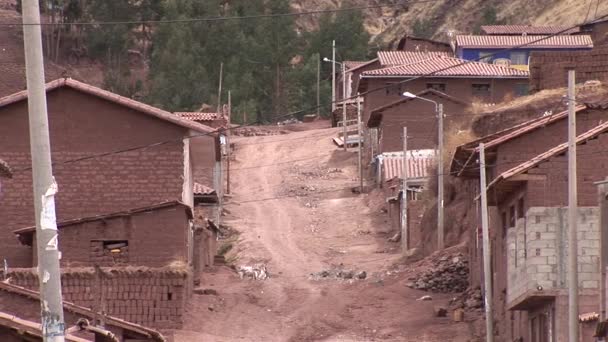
left=10, top=11, right=608, bottom=175
left=5, top=1, right=442, bottom=26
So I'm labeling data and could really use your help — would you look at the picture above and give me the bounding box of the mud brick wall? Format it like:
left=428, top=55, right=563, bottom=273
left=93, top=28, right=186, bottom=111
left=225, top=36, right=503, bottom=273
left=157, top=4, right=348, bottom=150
left=6, top=267, right=192, bottom=329
left=530, top=45, right=608, bottom=91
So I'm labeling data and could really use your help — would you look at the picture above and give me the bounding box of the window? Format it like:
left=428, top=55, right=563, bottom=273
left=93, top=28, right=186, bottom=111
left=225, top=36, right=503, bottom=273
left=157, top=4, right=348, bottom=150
left=510, top=51, right=528, bottom=65
left=426, top=83, right=446, bottom=92
left=479, top=52, right=493, bottom=63
left=515, top=83, right=529, bottom=97
left=509, top=205, right=516, bottom=227
left=90, top=240, right=129, bottom=265
left=385, top=83, right=402, bottom=96
left=517, top=198, right=525, bottom=219
left=472, top=83, right=491, bottom=97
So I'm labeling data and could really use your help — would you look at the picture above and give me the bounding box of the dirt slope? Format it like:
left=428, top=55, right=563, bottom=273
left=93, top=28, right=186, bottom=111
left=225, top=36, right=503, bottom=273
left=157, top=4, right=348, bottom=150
left=174, top=122, right=476, bottom=341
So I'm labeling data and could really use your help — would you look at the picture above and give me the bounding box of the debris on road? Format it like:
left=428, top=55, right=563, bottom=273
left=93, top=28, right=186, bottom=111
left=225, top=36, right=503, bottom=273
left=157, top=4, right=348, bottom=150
left=434, top=305, right=448, bottom=317
left=237, top=264, right=269, bottom=280
left=194, top=288, right=219, bottom=296
left=404, top=250, right=469, bottom=293
left=449, top=287, right=484, bottom=311
left=417, top=295, right=433, bottom=301
left=310, top=265, right=367, bottom=281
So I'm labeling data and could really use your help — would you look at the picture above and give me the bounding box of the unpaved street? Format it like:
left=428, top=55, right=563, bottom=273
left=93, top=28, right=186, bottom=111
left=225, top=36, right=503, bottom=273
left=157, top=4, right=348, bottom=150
left=175, top=122, right=475, bottom=342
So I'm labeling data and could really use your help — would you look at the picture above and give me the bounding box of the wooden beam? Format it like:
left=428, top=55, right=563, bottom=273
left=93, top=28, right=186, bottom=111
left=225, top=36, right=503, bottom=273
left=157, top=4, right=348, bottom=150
left=508, top=174, right=547, bottom=182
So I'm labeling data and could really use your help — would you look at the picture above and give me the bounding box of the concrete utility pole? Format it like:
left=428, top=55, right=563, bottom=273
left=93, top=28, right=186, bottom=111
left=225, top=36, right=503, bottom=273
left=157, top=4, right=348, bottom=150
left=217, top=62, right=224, bottom=115
left=331, top=40, right=336, bottom=113
left=567, top=69, right=579, bottom=342
left=226, top=91, right=231, bottom=195
left=596, top=178, right=608, bottom=322
left=437, top=103, right=445, bottom=250
left=342, top=62, right=347, bottom=151
left=357, top=95, right=363, bottom=193
left=479, top=143, right=494, bottom=342
left=22, top=0, right=66, bottom=340
left=317, top=56, right=321, bottom=117
left=401, top=127, right=408, bottom=252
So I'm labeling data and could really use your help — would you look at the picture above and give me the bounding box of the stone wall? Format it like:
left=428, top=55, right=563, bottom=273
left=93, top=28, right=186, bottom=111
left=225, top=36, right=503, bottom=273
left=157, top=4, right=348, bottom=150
left=5, top=267, right=191, bottom=329
left=507, top=207, right=599, bottom=305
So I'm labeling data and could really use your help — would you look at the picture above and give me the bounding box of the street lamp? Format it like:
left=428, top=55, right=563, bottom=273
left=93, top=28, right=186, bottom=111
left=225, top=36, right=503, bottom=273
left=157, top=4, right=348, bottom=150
left=402, top=91, right=445, bottom=250
left=323, top=55, right=347, bottom=151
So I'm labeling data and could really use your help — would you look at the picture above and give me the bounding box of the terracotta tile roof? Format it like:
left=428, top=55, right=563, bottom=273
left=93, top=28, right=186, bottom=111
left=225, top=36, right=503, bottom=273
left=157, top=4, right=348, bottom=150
left=380, top=150, right=436, bottom=181
left=455, top=34, right=593, bottom=49
left=0, top=282, right=165, bottom=341
left=174, top=112, right=220, bottom=121
left=368, top=89, right=467, bottom=128
left=14, top=201, right=192, bottom=238
left=488, top=119, right=608, bottom=190
left=0, top=78, right=214, bottom=134
left=362, top=56, right=529, bottom=78
left=0, top=311, right=90, bottom=342
left=480, top=25, right=580, bottom=35
left=377, top=51, right=450, bottom=66
left=344, top=58, right=379, bottom=72
left=0, top=158, right=12, bottom=178
left=193, top=182, right=216, bottom=196
left=344, top=61, right=368, bottom=70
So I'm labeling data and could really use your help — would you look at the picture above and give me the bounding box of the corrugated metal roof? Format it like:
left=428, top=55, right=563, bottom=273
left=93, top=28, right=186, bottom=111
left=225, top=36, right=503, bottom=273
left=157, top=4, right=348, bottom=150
left=489, top=119, right=608, bottom=189
left=0, top=78, right=214, bottom=134
left=174, top=112, right=219, bottom=121
left=362, top=56, right=529, bottom=78
left=455, top=34, right=593, bottom=49
left=377, top=51, right=450, bottom=66
left=0, top=311, right=89, bottom=342
left=480, top=25, right=580, bottom=35
left=193, top=182, right=216, bottom=195
left=380, top=150, right=436, bottom=181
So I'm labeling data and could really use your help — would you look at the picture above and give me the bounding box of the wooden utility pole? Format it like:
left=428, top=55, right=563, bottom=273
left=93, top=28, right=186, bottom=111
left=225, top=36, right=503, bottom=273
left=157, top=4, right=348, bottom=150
left=479, top=142, right=494, bottom=342
left=401, top=127, right=408, bottom=252
left=437, top=103, right=445, bottom=250
left=357, top=95, right=363, bottom=193
left=567, top=69, right=579, bottom=342
left=226, top=91, right=231, bottom=195
left=596, top=178, right=608, bottom=322
left=217, top=62, right=224, bottom=115
left=317, top=56, right=321, bottom=117
left=22, top=0, right=66, bottom=340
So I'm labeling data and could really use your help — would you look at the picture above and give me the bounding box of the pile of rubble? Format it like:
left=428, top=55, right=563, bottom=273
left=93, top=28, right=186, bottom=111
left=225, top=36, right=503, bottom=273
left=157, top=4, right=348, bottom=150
left=309, top=265, right=367, bottom=281
left=405, top=253, right=469, bottom=293
left=233, top=127, right=288, bottom=136
left=449, top=287, right=484, bottom=311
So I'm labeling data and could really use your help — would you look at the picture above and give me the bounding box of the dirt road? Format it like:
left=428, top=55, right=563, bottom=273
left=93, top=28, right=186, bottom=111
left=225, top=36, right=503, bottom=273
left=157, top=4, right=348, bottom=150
left=175, top=122, right=475, bottom=342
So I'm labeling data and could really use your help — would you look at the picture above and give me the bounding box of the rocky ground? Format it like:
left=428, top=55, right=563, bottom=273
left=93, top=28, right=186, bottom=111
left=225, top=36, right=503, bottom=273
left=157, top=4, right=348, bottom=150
left=171, top=120, right=479, bottom=341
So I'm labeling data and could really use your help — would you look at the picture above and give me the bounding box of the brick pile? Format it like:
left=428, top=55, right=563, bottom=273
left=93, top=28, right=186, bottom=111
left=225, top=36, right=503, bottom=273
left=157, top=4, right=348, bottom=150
left=530, top=45, right=608, bottom=91
left=5, top=267, right=191, bottom=329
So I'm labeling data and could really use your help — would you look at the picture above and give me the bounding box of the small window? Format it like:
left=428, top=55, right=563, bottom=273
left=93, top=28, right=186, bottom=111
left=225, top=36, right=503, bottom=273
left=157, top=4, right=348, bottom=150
left=90, top=240, right=129, bottom=265
left=385, top=83, right=402, bottom=96
left=426, top=83, right=446, bottom=92
left=515, top=83, right=529, bottom=97
left=472, top=83, right=491, bottom=96
left=517, top=198, right=525, bottom=219
left=509, top=205, right=516, bottom=227
left=479, top=52, right=493, bottom=63
left=510, top=51, right=528, bottom=65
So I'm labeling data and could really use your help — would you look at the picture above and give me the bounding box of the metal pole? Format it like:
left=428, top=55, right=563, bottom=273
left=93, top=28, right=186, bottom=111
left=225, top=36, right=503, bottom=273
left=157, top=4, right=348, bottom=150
left=22, top=0, right=66, bottom=340
left=479, top=143, right=494, bottom=342
left=401, top=127, right=408, bottom=252
left=331, top=40, right=336, bottom=113
left=357, top=95, right=363, bottom=193
left=216, top=62, right=223, bottom=114
left=342, top=63, right=347, bottom=151
left=437, top=103, right=445, bottom=250
left=598, top=178, right=608, bottom=321
left=317, top=55, right=321, bottom=117
left=226, top=91, right=231, bottom=195
left=567, top=69, right=579, bottom=342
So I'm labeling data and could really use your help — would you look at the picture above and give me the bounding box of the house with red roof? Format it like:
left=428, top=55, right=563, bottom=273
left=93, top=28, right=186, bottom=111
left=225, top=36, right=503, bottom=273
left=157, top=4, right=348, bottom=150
left=0, top=78, right=219, bottom=268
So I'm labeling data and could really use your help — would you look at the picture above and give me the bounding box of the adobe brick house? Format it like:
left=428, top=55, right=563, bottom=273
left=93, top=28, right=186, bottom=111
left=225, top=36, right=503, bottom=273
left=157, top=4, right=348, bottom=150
left=578, top=17, right=608, bottom=46
left=451, top=101, right=608, bottom=341
left=367, top=89, right=468, bottom=152
left=13, top=201, right=194, bottom=268
left=482, top=121, right=608, bottom=341
left=0, top=281, right=165, bottom=341
left=0, top=78, right=217, bottom=267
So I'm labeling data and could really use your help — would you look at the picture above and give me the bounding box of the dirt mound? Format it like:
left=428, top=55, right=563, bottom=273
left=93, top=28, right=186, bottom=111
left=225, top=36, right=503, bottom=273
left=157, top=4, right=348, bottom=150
left=403, top=244, right=469, bottom=293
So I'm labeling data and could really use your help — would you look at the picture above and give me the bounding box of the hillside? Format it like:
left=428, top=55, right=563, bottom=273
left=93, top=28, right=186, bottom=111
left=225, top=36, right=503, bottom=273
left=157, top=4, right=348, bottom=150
left=293, top=0, right=608, bottom=46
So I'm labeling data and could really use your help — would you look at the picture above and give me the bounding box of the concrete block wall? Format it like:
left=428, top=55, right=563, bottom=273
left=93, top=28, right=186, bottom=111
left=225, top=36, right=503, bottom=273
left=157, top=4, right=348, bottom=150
left=6, top=267, right=191, bottom=329
left=507, top=207, right=599, bottom=304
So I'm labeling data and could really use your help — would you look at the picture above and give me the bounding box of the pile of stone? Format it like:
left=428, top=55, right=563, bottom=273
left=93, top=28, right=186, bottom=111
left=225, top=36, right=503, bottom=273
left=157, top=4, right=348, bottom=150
left=449, top=287, right=484, bottom=311
left=406, top=253, right=469, bottom=293
left=310, top=266, right=367, bottom=281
